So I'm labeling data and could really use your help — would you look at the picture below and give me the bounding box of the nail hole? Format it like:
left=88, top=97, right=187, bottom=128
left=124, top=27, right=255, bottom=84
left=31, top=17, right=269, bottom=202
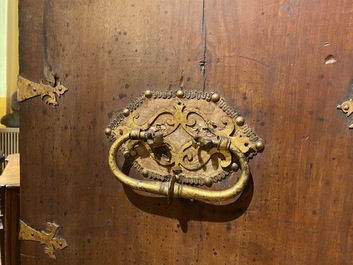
left=325, top=54, right=336, bottom=64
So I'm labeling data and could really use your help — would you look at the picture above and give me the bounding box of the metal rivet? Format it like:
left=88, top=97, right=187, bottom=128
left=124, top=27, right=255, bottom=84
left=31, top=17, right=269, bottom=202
left=105, top=128, right=112, bottom=136
left=123, top=108, right=130, bottom=116
left=235, top=116, right=245, bottom=126
left=145, top=90, right=152, bottom=98
left=204, top=177, right=213, bottom=187
left=211, top=93, right=220, bottom=102
left=176, top=90, right=184, bottom=98
left=255, top=140, right=265, bottom=152
left=142, top=169, right=149, bottom=177
left=343, top=104, right=350, bottom=111
left=123, top=151, right=131, bottom=159
left=231, top=163, right=239, bottom=171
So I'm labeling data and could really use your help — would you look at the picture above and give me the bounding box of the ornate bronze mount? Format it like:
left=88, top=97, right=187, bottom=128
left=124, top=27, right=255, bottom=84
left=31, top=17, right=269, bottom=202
left=106, top=90, right=264, bottom=204
left=19, top=220, right=68, bottom=260
left=337, top=98, right=353, bottom=129
left=17, top=76, right=68, bottom=106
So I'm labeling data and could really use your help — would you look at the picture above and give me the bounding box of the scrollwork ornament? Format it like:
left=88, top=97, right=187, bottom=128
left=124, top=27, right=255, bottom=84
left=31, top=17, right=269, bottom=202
left=107, top=90, right=264, bottom=187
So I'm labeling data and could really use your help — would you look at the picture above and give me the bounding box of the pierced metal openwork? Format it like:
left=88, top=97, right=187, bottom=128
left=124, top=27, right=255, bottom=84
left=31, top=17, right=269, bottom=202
left=106, top=90, right=264, bottom=204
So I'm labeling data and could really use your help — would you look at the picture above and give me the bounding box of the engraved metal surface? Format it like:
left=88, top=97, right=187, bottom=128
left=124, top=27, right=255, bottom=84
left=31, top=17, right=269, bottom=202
left=337, top=98, right=353, bottom=129
left=17, top=76, right=68, bottom=106
left=106, top=90, right=264, bottom=204
left=19, top=220, right=68, bottom=260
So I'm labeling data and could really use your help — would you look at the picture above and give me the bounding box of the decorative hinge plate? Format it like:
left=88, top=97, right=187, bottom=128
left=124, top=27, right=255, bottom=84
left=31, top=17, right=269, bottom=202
left=19, top=220, right=68, bottom=260
left=17, top=76, right=68, bottom=106
left=337, top=98, right=353, bottom=129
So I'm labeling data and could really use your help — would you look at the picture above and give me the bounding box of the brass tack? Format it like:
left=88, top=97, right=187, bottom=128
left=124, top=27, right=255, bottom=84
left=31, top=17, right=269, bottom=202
left=204, top=177, right=213, bottom=187
left=255, top=140, right=265, bottom=152
left=144, top=90, right=152, bottom=98
left=176, top=90, right=184, bottom=98
left=142, top=169, right=149, bottom=177
left=211, top=93, right=220, bottom=103
left=123, top=108, right=130, bottom=116
left=231, top=163, right=239, bottom=171
left=235, top=116, right=245, bottom=126
left=104, top=128, right=112, bottom=136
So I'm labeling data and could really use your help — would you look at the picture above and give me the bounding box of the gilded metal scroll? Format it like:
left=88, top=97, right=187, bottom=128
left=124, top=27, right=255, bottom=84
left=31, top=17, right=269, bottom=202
left=337, top=98, right=353, bottom=129
left=19, top=220, right=68, bottom=260
left=17, top=76, right=68, bottom=106
left=106, top=90, right=264, bottom=204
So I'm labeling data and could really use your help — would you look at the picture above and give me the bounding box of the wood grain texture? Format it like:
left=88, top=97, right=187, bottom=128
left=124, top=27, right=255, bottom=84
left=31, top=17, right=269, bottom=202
left=19, top=0, right=353, bottom=264
left=204, top=1, right=353, bottom=264
left=1, top=186, right=20, bottom=265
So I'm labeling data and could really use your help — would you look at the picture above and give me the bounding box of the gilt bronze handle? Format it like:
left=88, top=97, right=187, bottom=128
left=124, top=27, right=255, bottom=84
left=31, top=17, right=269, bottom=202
left=106, top=90, right=264, bottom=204
left=108, top=129, right=250, bottom=203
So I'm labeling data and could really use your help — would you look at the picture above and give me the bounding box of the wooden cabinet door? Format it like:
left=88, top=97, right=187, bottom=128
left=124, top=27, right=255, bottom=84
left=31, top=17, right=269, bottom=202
left=19, top=0, right=353, bottom=264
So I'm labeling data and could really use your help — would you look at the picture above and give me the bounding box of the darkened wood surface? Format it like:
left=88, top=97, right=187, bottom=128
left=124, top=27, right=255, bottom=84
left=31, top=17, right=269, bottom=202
left=0, top=154, right=20, bottom=265
left=19, top=0, right=353, bottom=264
left=1, top=186, right=20, bottom=265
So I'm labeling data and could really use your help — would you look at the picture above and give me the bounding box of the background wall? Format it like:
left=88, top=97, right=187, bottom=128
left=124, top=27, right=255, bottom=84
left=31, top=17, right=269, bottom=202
left=0, top=0, right=8, bottom=119
left=0, top=0, right=18, bottom=124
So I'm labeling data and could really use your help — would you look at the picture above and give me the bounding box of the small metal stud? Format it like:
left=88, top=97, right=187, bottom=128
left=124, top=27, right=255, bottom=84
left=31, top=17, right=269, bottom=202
left=123, top=108, right=130, bottom=116
left=123, top=151, right=131, bottom=159
left=255, top=140, right=265, bottom=152
left=105, top=128, right=112, bottom=136
left=144, top=90, right=152, bottom=98
left=231, top=163, right=239, bottom=171
left=142, top=169, right=149, bottom=177
left=211, top=93, right=220, bottom=103
left=176, top=90, right=184, bottom=98
left=204, top=177, right=213, bottom=187
left=235, top=116, right=245, bottom=126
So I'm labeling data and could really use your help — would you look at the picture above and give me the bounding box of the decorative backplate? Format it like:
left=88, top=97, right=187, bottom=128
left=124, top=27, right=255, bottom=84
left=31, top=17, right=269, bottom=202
left=106, top=90, right=264, bottom=203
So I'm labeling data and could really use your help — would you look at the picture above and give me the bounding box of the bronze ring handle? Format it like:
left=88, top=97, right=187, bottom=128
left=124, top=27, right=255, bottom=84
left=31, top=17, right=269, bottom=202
left=108, top=131, right=250, bottom=204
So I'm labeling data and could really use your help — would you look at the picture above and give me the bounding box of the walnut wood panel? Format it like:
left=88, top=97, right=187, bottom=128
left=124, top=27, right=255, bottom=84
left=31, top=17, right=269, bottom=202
left=203, top=1, right=353, bottom=264
left=19, top=0, right=353, bottom=264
